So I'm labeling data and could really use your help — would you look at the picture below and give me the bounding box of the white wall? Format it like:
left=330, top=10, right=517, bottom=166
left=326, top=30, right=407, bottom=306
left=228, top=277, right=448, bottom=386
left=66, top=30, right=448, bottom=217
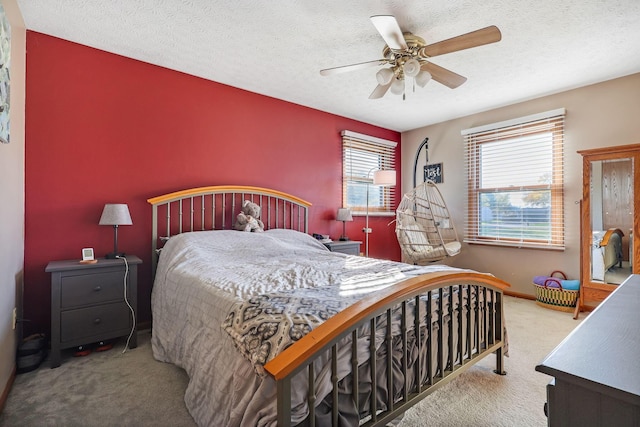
left=402, top=73, right=640, bottom=296
left=0, top=0, right=24, bottom=404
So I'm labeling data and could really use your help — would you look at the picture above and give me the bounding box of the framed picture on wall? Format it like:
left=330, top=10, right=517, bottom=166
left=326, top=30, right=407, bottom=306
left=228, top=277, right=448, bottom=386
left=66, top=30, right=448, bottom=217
left=424, top=163, right=443, bottom=183
left=0, top=4, right=10, bottom=144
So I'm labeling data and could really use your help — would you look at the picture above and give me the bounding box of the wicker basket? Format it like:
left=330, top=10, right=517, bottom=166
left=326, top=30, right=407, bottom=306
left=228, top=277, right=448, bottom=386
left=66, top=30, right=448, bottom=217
left=533, top=270, right=579, bottom=312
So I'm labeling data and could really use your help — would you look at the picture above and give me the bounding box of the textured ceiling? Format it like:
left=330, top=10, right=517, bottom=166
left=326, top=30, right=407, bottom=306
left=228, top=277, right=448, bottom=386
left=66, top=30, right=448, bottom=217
left=16, top=0, right=640, bottom=132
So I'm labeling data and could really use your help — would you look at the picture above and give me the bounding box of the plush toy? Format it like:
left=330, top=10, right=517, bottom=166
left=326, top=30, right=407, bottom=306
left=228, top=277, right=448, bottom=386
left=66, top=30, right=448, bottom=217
left=234, top=200, right=265, bottom=232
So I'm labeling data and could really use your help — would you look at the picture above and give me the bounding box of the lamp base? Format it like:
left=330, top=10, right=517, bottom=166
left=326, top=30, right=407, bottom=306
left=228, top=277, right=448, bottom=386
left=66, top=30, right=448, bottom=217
left=339, top=236, right=350, bottom=241
left=105, top=252, right=125, bottom=259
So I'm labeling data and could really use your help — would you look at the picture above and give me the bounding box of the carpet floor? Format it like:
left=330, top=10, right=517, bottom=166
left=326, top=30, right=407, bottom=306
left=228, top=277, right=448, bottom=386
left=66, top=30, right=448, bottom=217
left=0, top=296, right=581, bottom=426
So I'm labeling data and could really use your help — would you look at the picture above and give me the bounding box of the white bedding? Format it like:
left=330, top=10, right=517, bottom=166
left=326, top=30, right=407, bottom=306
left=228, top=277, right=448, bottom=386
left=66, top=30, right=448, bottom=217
left=151, top=229, right=466, bottom=427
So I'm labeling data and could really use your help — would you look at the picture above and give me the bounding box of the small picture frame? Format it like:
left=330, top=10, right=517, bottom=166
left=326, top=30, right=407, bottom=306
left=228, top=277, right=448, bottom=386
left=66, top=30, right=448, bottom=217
left=80, top=248, right=97, bottom=264
left=424, top=163, right=444, bottom=183
left=82, top=248, right=94, bottom=261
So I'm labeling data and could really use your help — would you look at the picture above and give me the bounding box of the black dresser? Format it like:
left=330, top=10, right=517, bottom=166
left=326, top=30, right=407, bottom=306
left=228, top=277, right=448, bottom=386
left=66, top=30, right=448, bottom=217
left=536, top=274, right=640, bottom=426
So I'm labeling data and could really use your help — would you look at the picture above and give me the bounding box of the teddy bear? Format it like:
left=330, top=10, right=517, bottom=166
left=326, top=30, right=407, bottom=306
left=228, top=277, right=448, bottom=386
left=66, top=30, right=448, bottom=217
left=234, top=200, right=265, bottom=232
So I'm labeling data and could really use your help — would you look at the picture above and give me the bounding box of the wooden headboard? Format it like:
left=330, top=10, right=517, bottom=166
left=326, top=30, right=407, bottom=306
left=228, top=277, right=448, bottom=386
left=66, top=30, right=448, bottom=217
left=147, top=185, right=312, bottom=273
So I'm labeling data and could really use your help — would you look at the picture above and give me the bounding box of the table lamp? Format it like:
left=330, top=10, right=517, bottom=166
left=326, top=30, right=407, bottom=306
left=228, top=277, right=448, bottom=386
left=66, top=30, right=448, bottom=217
left=336, top=208, right=353, bottom=241
left=99, top=203, right=132, bottom=259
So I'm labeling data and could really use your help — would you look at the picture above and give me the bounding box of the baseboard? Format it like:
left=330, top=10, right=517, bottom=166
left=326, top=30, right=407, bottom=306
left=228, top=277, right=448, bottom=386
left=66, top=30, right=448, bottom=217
left=504, top=290, right=536, bottom=300
left=0, top=364, right=16, bottom=415
left=504, top=290, right=594, bottom=312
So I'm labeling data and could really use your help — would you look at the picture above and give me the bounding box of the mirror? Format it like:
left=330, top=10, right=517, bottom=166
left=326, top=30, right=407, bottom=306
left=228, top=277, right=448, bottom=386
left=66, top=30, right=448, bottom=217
left=579, top=143, right=639, bottom=314
left=589, top=157, right=634, bottom=284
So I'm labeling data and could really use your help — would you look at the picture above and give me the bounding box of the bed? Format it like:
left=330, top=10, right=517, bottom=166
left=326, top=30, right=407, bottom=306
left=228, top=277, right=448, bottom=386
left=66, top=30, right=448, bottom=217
left=591, top=228, right=624, bottom=281
left=147, top=185, right=510, bottom=427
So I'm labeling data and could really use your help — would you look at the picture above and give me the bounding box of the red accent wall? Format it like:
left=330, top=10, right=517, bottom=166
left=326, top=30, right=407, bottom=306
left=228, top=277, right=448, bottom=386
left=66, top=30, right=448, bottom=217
left=24, top=32, right=401, bottom=333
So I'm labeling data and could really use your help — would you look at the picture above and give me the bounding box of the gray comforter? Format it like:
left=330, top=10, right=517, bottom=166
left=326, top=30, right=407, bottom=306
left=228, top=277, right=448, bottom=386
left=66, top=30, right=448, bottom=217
left=151, top=229, right=469, bottom=426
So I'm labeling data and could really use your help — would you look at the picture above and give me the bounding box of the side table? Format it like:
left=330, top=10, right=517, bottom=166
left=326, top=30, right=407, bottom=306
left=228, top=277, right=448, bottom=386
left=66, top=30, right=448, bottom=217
left=46, top=255, right=141, bottom=367
left=323, top=240, right=362, bottom=256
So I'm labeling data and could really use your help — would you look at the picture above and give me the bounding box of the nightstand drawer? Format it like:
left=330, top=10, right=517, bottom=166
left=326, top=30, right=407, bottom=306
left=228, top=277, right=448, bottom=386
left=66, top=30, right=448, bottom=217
left=324, top=241, right=362, bottom=255
left=60, top=302, right=131, bottom=343
left=60, top=271, right=124, bottom=308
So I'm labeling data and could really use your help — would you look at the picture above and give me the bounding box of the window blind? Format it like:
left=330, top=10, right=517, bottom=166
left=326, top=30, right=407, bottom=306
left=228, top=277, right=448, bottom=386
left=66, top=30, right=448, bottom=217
left=341, top=130, right=397, bottom=214
left=462, top=109, right=565, bottom=249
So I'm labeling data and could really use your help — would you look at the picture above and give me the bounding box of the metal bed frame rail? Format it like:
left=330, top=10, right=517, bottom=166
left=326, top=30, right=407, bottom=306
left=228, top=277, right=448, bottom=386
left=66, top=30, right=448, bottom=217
left=264, top=271, right=509, bottom=427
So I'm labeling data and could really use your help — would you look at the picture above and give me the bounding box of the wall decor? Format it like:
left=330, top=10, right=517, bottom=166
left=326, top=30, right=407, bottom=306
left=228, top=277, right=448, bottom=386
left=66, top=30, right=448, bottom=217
left=424, top=162, right=443, bottom=183
left=0, top=4, right=10, bottom=144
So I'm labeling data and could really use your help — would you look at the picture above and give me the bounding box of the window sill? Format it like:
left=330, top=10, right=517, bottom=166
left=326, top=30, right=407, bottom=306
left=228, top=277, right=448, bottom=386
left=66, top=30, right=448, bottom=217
left=464, top=239, right=565, bottom=251
left=353, top=211, right=396, bottom=217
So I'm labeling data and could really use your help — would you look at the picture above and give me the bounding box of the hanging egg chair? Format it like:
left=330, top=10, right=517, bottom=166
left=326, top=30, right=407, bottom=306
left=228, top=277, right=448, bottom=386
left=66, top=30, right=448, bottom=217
left=396, top=180, right=461, bottom=264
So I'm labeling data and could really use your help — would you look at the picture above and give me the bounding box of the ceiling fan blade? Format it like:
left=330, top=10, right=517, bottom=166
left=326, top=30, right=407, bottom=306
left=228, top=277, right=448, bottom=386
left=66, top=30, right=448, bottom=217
left=421, top=62, right=467, bottom=89
left=369, top=81, right=393, bottom=99
left=370, top=15, right=408, bottom=51
left=420, top=25, right=502, bottom=57
left=320, top=59, right=387, bottom=76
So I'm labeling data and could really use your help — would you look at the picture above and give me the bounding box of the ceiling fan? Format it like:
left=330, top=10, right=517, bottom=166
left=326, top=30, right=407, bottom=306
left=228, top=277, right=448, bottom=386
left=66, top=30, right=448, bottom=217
left=320, top=16, right=502, bottom=99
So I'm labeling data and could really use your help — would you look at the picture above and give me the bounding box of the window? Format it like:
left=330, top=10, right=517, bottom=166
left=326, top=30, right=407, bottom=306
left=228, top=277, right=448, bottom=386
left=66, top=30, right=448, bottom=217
left=462, top=109, right=565, bottom=249
left=341, top=130, right=397, bottom=214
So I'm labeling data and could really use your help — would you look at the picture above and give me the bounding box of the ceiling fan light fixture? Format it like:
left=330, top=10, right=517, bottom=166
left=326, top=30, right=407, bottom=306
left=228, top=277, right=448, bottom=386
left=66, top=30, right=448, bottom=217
left=403, top=58, right=420, bottom=78
left=415, top=70, right=432, bottom=88
left=376, top=68, right=394, bottom=85
left=320, top=15, right=502, bottom=99
left=390, top=77, right=404, bottom=95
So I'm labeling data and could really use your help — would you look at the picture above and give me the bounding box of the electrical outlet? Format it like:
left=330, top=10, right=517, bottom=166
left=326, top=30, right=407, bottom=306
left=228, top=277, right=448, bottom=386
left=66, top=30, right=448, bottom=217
left=12, top=308, right=17, bottom=330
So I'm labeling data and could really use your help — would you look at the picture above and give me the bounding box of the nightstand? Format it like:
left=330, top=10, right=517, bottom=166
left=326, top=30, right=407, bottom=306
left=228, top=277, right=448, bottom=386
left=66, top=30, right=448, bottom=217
left=46, top=255, right=141, bottom=368
left=323, top=240, right=362, bottom=256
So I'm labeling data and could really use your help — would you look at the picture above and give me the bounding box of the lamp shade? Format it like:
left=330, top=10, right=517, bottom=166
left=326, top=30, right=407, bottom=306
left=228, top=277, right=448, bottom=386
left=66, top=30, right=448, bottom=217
left=376, top=68, right=394, bottom=85
left=99, top=204, right=133, bottom=226
left=373, top=170, right=396, bottom=187
left=336, top=208, right=353, bottom=222
left=403, top=58, right=421, bottom=78
left=390, top=78, right=404, bottom=95
left=416, top=70, right=432, bottom=88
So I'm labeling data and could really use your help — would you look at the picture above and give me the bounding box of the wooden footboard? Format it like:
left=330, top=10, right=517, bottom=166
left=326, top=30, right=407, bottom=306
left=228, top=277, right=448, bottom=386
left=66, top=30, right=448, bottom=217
left=264, top=271, right=510, bottom=427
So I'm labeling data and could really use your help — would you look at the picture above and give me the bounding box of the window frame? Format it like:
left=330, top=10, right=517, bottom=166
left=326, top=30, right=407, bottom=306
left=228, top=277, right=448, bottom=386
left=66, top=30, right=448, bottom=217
left=463, top=109, right=565, bottom=250
left=341, top=130, right=397, bottom=215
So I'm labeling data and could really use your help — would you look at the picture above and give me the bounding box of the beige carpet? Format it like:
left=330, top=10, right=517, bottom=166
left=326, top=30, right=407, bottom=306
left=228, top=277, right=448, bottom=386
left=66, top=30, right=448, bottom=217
left=399, top=296, right=581, bottom=427
left=0, top=296, right=581, bottom=427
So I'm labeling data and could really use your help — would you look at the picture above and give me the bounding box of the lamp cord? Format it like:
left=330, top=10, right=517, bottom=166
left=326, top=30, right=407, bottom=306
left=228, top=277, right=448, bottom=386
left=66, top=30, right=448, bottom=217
left=116, top=256, right=136, bottom=354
